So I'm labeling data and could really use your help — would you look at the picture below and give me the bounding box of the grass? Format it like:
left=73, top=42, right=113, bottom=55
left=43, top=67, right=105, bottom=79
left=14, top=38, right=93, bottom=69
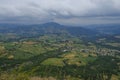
left=19, top=44, right=46, bottom=55
left=30, top=77, right=56, bottom=80
left=41, top=58, right=64, bottom=66
left=0, top=39, right=119, bottom=80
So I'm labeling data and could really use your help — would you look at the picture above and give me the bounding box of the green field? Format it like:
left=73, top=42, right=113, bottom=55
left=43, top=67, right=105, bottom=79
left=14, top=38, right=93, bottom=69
left=0, top=34, right=119, bottom=80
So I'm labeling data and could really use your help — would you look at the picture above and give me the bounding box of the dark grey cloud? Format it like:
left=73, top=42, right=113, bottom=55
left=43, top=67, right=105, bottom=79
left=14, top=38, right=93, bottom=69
left=0, top=0, right=120, bottom=25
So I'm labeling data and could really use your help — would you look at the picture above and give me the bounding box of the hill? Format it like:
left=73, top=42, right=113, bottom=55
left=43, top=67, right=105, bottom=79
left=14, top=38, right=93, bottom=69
left=85, top=24, right=120, bottom=35
left=0, top=22, right=99, bottom=42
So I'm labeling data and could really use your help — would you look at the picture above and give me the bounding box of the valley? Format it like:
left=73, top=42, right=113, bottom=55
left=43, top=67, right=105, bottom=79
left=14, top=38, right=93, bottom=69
left=0, top=23, right=119, bottom=80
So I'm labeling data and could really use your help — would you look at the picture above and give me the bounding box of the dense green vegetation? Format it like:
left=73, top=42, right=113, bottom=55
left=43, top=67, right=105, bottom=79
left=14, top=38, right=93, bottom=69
left=0, top=23, right=120, bottom=80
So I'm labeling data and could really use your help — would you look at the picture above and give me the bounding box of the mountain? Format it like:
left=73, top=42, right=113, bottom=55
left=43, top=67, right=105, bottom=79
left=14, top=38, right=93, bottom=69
left=85, top=24, right=120, bottom=35
left=0, top=22, right=99, bottom=38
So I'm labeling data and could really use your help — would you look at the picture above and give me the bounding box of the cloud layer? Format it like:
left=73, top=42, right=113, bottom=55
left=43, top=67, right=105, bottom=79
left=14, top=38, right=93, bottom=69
left=0, top=0, right=120, bottom=25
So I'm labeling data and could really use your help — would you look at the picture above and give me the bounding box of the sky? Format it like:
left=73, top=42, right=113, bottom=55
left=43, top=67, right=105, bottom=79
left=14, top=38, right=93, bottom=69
left=0, top=0, right=120, bottom=25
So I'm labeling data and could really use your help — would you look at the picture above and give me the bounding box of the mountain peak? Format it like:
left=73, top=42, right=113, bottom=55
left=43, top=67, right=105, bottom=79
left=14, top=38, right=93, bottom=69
left=43, top=22, right=61, bottom=26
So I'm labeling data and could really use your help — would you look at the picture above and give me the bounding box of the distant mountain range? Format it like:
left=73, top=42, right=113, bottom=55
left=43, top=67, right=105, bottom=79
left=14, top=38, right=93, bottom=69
left=85, top=24, right=120, bottom=35
left=0, top=22, right=120, bottom=39
left=0, top=22, right=98, bottom=37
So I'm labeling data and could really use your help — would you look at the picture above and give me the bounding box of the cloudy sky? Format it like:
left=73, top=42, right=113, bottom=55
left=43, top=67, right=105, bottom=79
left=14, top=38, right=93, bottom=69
left=0, top=0, right=120, bottom=25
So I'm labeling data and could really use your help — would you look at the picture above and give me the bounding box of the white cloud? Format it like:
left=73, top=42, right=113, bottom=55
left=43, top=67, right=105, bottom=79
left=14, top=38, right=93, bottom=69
left=0, top=0, right=120, bottom=24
